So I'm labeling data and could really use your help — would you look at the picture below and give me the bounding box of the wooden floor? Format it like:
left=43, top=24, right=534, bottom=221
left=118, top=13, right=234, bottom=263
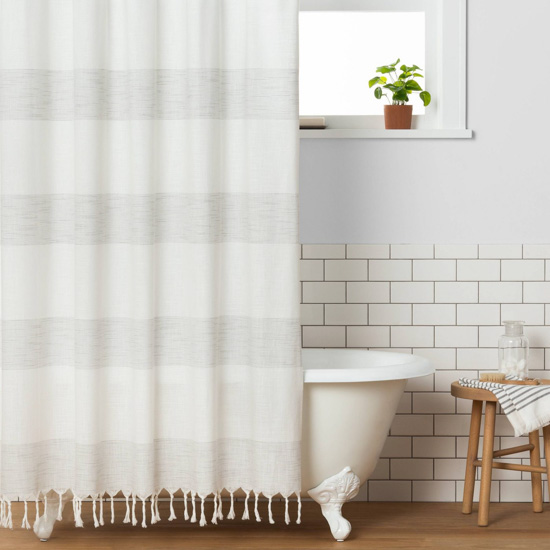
left=3, top=501, right=550, bottom=549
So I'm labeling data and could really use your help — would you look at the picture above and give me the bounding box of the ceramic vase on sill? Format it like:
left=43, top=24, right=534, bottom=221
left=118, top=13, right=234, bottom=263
left=384, top=105, right=413, bottom=129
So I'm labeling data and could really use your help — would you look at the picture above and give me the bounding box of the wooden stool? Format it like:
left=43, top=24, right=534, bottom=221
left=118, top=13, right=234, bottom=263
left=451, top=381, right=550, bottom=526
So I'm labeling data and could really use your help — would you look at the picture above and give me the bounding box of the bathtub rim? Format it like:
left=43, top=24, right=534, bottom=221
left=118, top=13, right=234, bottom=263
left=302, top=349, right=433, bottom=384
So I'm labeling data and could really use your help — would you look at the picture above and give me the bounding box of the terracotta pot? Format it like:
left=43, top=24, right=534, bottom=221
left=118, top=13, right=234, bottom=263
left=384, top=105, right=413, bottom=129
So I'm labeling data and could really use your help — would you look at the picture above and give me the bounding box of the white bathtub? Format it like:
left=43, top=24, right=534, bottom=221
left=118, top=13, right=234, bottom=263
left=301, top=348, right=433, bottom=541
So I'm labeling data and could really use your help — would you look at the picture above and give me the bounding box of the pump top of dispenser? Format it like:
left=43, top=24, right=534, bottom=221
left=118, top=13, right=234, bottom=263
left=502, top=320, right=525, bottom=337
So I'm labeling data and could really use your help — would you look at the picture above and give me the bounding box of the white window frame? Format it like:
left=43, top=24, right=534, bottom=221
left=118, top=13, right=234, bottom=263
left=299, top=0, right=471, bottom=139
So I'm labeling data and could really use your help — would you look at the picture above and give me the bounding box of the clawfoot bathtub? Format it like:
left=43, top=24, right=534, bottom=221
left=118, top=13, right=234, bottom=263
left=302, top=349, right=433, bottom=541
left=34, top=348, right=432, bottom=542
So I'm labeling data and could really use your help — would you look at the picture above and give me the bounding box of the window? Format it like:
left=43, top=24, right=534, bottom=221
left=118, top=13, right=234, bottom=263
left=299, top=0, right=470, bottom=138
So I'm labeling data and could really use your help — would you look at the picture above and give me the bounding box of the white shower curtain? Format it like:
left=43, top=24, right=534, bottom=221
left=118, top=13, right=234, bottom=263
left=0, top=0, right=301, bottom=529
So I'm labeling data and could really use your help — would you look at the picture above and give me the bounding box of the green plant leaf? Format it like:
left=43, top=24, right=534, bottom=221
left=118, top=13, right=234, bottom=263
left=390, top=58, right=400, bottom=67
left=394, top=80, right=406, bottom=88
left=410, top=65, right=422, bottom=71
left=369, top=77, right=381, bottom=88
left=374, top=86, right=383, bottom=99
left=399, top=64, right=407, bottom=71
left=376, top=65, right=397, bottom=74
left=419, top=91, right=431, bottom=106
left=413, top=72, right=424, bottom=78
left=393, top=89, right=409, bottom=102
left=399, top=72, right=412, bottom=80
left=383, top=83, right=400, bottom=92
left=405, top=80, right=422, bottom=92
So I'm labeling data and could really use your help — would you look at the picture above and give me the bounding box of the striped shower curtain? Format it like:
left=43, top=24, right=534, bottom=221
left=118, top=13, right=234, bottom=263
left=0, top=0, right=301, bottom=530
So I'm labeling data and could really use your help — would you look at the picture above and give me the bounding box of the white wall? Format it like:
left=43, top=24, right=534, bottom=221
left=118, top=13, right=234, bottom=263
left=299, top=0, right=550, bottom=244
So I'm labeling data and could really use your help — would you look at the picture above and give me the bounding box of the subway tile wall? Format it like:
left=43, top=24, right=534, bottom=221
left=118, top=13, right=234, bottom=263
left=300, top=244, right=550, bottom=502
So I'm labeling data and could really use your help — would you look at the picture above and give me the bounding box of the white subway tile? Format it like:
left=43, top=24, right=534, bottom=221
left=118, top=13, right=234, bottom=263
left=413, top=348, right=456, bottom=370
left=391, top=326, right=434, bottom=347
left=413, top=437, right=456, bottom=458
left=391, top=459, right=433, bottom=480
left=300, top=260, right=324, bottom=281
left=524, top=282, right=550, bottom=303
left=391, top=415, right=434, bottom=436
left=391, top=244, right=434, bottom=259
left=493, top=415, right=515, bottom=436
left=456, top=481, right=499, bottom=503
left=347, top=326, right=390, bottom=348
left=368, top=481, right=411, bottom=502
left=300, top=304, right=324, bottom=326
left=381, top=437, right=412, bottom=458
left=523, top=244, right=550, bottom=259
left=501, top=260, right=545, bottom=281
left=500, top=437, right=531, bottom=459
left=435, top=245, right=478, bottom=259
left=501, top=304, right=545, bottom=326
left=457, top=304, right=501, bottom=325
left=413, top=393, right=456, bottom=414
left=479, top=245, right=523, bottom=259
left=302, top=282, right=345, bottom=303
left=302, top=326, right=345, bottom=348
left=525, top=326, right=550, bottom=347
left=435, top=282, right=478, bottom=303
left=369, top=304, right=411, bottom=326
left=456, top=436, right=499, bottom=458
left=397, top=393, right=412, bottom=414
left=412, top=481, right=455, bottom=502
left=457, top=260, right=500, bottom=281
left=435, top=415, right=472, bottom=436
left=369, top=260, right=411, bottom=281
left=488, top=459, right=523, bottom=480
left=525, top=348, right=544, bottom=369
left=325, top=304, right=369, bottom=325
left=434, top=459, right=467, bottom=480
left=413, top=304, right=456, bottom=325
left=435, top=326, right=478, bottom=347
left=325, top=260, right=368, bottom=281
left=347, top=244, right=389, bottom=259
left=500, top=481, right=535, bottom=502
left=413, top=260, right=456, bottom=281
left=405, top=373, right=434, bottom=392
left=547, top=304, right=550, bottom=325
left=435, top=370, right=477, bottom=391
left=391, top=282, right=434, bottom=303
left=457, top=348, right=498, bottom=370
left=478, top=326, right=502, bottom=347
left=370, top=459, right=390, bottom=480
left=479, top=282, right=522, bottom=303
left=547, top=261, right=550, bottom=281
left=347, top=282, right=390, bottom=303
left=302, top=244, right=346, bottom=259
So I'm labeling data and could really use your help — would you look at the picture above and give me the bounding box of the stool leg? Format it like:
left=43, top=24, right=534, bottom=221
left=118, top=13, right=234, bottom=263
left=543, top=426, right=550, bottom=506
left=478, top=401, right=496, bottom=527
left=463, top=400, right=483, bottom=514
left=529, top=430, right=543, bottom=513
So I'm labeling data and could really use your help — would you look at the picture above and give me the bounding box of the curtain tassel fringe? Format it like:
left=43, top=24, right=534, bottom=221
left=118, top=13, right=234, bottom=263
left=267, top=496, right=274, bottom=524
left=99, top=495, right=105, bottom=526
left=284, top=497, right=290, bottom=525
left=254, top=492, right=261, bottom=523
left=168, top=493, right=176, bottom=521
left=228, top=492, right=235, bottom=520
left=22, top=501, right=31, bottom=530
left=123, top=495, right=130, bottom=524
left=183, top=491, right=189, bottom=521
left=190, top=493, right=197, bottom=523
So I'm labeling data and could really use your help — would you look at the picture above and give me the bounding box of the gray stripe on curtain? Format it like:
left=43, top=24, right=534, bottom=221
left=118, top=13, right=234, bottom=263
left=2, top=194, right=298, bottom=245
left=1, top=317, right=301, bottom=370
left=0, top=69, right=298, bottom=120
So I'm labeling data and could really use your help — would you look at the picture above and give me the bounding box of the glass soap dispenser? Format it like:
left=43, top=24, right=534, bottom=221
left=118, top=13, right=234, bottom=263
left=498, top=321, right=529, bottom=380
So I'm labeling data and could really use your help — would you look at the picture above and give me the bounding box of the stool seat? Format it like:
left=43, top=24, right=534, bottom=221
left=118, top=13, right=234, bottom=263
left=452, top=380, right=550, bottom=527
left=451, top=381, right=498, bottom=402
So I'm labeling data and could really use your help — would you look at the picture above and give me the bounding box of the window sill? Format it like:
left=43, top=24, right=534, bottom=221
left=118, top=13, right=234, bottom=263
left=299, top=129, right=473, bottom=139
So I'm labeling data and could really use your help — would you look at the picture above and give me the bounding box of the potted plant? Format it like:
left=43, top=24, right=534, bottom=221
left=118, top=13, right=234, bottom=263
left=369, top=59, right=431, bottom=129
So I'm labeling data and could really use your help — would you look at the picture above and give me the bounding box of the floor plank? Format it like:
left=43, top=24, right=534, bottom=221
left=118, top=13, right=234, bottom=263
left=3, top=501, right=550, bottom=549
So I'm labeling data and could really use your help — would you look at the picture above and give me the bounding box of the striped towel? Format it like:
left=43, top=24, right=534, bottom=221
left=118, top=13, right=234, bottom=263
left=459, top=378, right=550, bottom=437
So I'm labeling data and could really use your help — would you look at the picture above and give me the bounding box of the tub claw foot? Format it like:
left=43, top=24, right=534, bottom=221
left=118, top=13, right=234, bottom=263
left=308, top=466, right=360, bottom=542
